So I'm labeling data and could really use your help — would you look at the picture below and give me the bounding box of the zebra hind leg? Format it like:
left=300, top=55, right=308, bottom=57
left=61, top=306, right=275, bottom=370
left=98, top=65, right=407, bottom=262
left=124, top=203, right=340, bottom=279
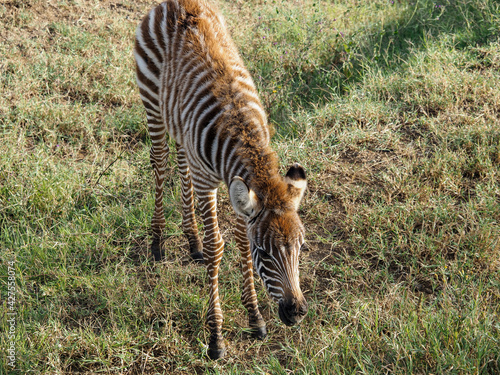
left=176, top=144, right=204, bottom=263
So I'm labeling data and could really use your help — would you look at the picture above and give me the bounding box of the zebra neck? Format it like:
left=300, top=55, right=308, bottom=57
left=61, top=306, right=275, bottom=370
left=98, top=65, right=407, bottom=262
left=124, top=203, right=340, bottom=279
left=229, top=145, right=283, bottom=200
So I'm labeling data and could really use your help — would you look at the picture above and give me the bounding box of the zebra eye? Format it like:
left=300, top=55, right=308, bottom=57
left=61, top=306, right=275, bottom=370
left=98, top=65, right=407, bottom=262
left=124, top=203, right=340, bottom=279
left=258, top=247, right=271, bottom=259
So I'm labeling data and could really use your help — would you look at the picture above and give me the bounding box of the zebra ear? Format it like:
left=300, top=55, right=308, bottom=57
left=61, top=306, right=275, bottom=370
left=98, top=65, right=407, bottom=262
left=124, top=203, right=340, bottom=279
left=284, top=163, right=307, bottom=210
left=229, top=177, right=260, bottom=219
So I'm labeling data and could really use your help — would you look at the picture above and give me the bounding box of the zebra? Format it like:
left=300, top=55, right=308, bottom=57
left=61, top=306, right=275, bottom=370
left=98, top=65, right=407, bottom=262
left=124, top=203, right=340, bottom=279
left=134, top=0, right=308, bottom=359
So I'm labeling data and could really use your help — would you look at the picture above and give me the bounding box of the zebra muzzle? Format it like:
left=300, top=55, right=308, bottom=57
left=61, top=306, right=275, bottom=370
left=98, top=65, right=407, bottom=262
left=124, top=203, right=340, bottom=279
left=278, top=297, right=308, bottom=326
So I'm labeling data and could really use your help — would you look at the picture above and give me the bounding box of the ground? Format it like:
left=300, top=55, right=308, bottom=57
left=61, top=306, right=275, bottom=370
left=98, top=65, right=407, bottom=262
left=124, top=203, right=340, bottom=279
left=0, top=0, right=499, bottom=373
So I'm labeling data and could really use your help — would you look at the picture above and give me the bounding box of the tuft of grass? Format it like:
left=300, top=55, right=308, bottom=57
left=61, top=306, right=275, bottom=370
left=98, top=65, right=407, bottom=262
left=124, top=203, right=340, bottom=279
left=1, top=0, right=499, bottom=374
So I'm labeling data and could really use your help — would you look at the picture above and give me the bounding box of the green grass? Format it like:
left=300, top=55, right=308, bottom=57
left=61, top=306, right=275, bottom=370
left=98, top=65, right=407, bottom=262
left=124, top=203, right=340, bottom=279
left=1, top=0, right=499, bottom=373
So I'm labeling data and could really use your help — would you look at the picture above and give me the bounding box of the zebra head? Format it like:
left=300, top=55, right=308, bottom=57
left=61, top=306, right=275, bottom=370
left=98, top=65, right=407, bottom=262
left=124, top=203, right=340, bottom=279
left=229, top=163, right=308, bottom=326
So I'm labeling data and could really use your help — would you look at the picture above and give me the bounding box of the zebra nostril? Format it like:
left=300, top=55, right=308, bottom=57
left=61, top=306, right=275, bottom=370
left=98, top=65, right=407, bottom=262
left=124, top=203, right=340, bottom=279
left=290, top=297, right=307, bottom=315
left=298, top=300, right=308, bottom=316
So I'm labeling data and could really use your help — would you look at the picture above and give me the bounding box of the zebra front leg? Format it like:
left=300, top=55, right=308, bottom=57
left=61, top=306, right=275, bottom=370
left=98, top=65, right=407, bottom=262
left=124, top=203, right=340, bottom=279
left=235, top=216, right=267, bottom=339
left=149, top=135, right=169, bottom=261
left=176, top=144, right=203, bottom=263
left=197, top=188, right=226, bottom=359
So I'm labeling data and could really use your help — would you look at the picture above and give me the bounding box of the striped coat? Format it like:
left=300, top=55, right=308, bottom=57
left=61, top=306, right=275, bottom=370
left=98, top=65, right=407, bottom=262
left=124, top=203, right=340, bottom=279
left=134, top=0, right=308, bottom=359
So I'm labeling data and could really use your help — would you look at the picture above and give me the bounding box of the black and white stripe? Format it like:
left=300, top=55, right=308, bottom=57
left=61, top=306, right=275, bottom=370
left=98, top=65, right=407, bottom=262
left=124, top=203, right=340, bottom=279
left=134, top=0, right=308, bottom=360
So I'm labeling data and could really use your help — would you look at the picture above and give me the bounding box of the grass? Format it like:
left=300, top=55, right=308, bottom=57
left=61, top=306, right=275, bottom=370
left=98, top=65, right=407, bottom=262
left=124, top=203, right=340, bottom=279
left=1, top=0, right=499, bottom=373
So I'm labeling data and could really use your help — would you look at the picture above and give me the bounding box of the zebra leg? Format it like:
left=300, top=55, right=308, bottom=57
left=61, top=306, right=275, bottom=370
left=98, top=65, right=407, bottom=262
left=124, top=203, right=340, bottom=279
left=148, top=117, right=169, bottom=261
left=176, top=144, right=203, bottom=263
left=196, top=188, right=226, bottom=359
left=235, top=216, right=267, bottom=339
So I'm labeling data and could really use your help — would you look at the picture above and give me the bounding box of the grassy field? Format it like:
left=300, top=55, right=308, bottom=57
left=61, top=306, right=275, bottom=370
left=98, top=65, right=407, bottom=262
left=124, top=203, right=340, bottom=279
left=1, top=0, right=499, bottom=373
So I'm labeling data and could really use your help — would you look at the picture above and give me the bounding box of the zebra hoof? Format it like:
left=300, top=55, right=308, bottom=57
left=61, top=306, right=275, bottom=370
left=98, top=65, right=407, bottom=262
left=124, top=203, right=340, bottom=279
left=151, top=249, right=164, bottom=261
left=151, top=239, right=165, bottom=261
left=207, top=345, right=226, bottom=360
left=190, top=251, right=204, bottom=264
left=251, top=325, right=267, bottom=340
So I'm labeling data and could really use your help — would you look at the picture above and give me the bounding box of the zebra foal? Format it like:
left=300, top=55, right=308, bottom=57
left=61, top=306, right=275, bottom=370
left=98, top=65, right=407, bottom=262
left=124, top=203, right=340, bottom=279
left=134, top=0, right=308, bottom=359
